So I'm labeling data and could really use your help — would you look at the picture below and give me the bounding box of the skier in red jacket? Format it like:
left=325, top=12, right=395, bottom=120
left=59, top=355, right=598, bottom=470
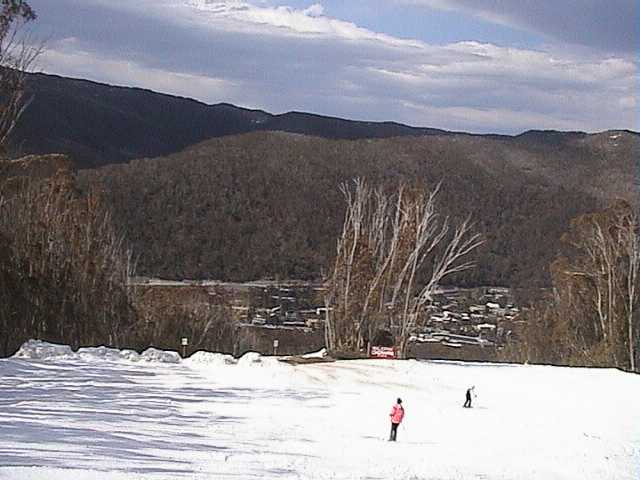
left=389, top=398, right=405, bottom=441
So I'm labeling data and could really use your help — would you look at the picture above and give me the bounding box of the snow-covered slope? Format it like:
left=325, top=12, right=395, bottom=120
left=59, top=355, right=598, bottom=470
left=0, top=341, right=639, bottom=479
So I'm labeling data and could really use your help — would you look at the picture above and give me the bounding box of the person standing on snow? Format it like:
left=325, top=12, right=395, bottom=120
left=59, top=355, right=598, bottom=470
left=463, top=386, right=476, bottom=408
left=389, top=398, right=405, bottom=441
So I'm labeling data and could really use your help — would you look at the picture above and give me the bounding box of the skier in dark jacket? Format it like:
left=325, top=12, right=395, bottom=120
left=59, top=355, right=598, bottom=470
left=389, top=398, right=405, bottom=441
left=463, top=386, right=475, bottom=408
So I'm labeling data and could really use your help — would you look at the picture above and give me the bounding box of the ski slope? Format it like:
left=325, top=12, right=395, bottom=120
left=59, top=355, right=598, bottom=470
left=1, top=340, right=639, bottom=479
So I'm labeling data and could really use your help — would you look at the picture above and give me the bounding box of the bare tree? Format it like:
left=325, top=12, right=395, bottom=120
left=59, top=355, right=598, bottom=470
left=614, top=203, right=639, bottom=371
left=325, top=179, right=482, bottom=359
left=394, top=214, right=483, bottom=358
left=561, top=214, right=617, bottom=360
left=325, top=179, right=373, bottom=354
left=515, top=201, right=640, bottom=371
left=558, top=202, right=640, bottom=369
left=0, top=0, right=40, bottom=155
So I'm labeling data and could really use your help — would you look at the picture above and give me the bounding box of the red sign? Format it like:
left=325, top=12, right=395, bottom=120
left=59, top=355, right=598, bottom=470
left=371, top=346, right=396, bottom=359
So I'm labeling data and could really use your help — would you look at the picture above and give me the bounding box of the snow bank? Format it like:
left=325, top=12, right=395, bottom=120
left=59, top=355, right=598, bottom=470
left=12, top=340, right=329, bottom=369
left=139, top=347, right=181, bottom=364
left=185, top=351, right=237, bottom=366
left=77, top=346, right=141, bottom=362
left=12, top=340, right=75, bottom=360
left=12, top=340, right=180, bottom=364
left=237, top=351, right=263, bottom=365
left=120, top=349, right=142, bottom=362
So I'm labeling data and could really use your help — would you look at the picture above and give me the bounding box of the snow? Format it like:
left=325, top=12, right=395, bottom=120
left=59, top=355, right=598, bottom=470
left=139, top=347, right=181, bottom=364
left=77, top=346, right=141, bottom=362
left=1, top=341, right=639, bottom=479
left=301, top=348, right=327, bottom=359
left=12, top=339, right=75, bottom=360
left=184, top=351, right=237, bottom=366
left=236, top=351, right=263, bottom=365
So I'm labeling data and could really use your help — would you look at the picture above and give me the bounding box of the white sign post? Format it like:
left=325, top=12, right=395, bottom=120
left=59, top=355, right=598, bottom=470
left=273, top=339, right=279, bottom=356
left=181, top=337, right=188, bottom=358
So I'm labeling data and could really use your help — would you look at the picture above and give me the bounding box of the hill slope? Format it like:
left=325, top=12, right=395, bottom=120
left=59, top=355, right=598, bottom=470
left=2, top=341, right=639, bottom=479
left=10, top=73, right=639, bottom=287
left=79, top=130, right=639, bottom=287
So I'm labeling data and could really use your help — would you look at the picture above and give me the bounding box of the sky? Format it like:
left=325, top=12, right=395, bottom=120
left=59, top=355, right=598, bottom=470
left=27, top=0, right=639, bottom=134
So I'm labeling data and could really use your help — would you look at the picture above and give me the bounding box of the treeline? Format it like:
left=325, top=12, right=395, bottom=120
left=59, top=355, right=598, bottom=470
left=0, top=0, right=136, bottom=356
left=1, top=154, right=637, bottom=370
left=79, top=131, right=599, bottom=293
left=131, top=284, right=238, bottom=355
left=501, top=201, right=639, bottom=371
left=0, top=155, right=241, bottom=357
left=0, top=156, right=136, bottom=356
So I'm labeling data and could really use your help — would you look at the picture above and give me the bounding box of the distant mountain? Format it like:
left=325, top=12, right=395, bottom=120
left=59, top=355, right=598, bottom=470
left=10, top=73, right=447, bottom=169
left=79, top=130, right=639, bottom=289
left=9, top=72, right=639, bottom=289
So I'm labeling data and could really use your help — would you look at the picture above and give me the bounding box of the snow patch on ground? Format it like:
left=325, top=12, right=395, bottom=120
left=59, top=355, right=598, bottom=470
left=12, top=340, right=74, bottom=360
left=236, top=351, right=263, bottom=365
left=1, top=341, right=640, bottom=479
left=302, top=347, right=327, bottom=358
left=77, top=346, right=141, bottom=362
left=139, top=347, right=181, bottom=364
left=12, top=341, right=182, bottom=364
left=184, top=350, right=237, bottom=366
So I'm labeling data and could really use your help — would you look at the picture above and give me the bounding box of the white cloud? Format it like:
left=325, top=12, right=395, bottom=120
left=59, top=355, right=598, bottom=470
left=28, top=0, right=640, bottom=133
left=40, top=38, right=237, bottom=102
left=302, top=4, right=324, bottom=18
left=182, top=0, right=423, bottom=47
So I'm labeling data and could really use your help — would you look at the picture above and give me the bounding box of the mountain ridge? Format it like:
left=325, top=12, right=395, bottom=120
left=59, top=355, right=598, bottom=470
left=8, top=71, right=639, bottom=288
left=10, top=72, right=637, bottom=170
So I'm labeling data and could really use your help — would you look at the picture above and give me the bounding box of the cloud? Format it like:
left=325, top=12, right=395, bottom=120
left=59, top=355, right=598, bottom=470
left=183, top=0, right=424, bottom=47
left=302, top=4, right=324, bottom=18
left=40, top=38, right=236, bottom=102
left=29, top=0, right=639, bottom=134
left=397, top=0, right=639, bottom=55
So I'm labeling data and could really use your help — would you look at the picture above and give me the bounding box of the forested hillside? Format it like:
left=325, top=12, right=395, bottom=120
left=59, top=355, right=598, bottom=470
left=79, top=130, right=638, bottom=288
